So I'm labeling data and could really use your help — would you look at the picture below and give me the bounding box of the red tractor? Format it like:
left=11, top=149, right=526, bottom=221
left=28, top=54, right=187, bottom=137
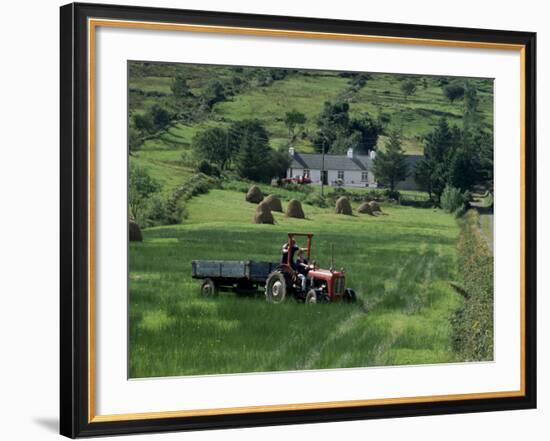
left=264, top=233, right=357, bottom=304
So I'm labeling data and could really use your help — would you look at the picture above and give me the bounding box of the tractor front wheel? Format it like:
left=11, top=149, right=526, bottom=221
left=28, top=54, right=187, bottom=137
left=200, top=278, right=217, bottom=297
left=343, top=288, right=357, bottom=303
left=305, top=289, right=318, bottom=305
left=265, top=272, right=287, bottom=304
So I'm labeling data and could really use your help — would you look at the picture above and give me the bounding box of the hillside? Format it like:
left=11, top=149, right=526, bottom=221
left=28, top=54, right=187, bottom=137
left=128, top=62, right=493, bottom=195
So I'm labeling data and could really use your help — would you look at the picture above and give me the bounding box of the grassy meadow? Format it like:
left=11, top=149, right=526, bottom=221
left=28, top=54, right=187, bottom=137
left=129, top=189, right=462, bottom=377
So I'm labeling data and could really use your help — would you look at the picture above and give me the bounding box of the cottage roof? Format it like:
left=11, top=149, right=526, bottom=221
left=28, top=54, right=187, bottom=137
left=290, top=152, right=372, bottom=171
left=290, top=152, right=424, bottom=172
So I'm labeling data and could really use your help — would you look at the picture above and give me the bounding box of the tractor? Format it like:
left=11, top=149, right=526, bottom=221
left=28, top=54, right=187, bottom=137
left=264, top=233, right=357, bottom=304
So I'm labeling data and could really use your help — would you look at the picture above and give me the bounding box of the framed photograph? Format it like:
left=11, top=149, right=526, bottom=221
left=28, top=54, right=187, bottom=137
left=60, top=2, right=537, bottom=438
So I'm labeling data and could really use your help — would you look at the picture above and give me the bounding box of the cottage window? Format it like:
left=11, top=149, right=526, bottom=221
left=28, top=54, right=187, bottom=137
left=361, top=171, right=368, bottom=182
left=303, top=168, right=310, bottom=178
left=337, top=170, right=345, bottom=180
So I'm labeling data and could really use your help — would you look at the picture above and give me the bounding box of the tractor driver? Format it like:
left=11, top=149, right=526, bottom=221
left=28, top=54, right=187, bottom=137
left=281, top=239, right=299, bottom=266
left=295, top=249, right=310, bottom=292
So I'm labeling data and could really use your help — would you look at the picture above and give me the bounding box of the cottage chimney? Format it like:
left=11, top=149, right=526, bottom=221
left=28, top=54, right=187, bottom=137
left=289, top=146, right=295, bottom=156
left=347, top=147, right=354, bottom=159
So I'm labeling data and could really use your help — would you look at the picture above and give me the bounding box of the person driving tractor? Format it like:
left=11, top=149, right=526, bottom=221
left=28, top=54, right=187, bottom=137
left=281, top=239, right=299, bottom=265
left=295, top=249, right=310, bottom=292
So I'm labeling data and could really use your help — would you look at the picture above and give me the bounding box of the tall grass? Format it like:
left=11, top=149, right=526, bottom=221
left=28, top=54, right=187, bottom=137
left=129, top=189, right=463, bottom=377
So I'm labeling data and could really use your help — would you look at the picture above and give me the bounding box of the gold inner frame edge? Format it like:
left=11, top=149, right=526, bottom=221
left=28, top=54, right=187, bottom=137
left=87, top=17, right=527, bottom=424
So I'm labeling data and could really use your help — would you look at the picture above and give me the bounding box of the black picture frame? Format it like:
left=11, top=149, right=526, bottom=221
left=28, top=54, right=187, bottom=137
left=60, top=2, right=537, bottom=438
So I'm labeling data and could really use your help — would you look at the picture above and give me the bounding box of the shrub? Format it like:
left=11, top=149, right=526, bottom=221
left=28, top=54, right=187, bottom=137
left=441, top=185, right=469, bottom=215
left=196, top=160, right=220, bottom=177
left=451, top=210, right=493, bottom=361
left=304, top=193, right=329, bottom=208
left=384, top=189, right=401, bottom=201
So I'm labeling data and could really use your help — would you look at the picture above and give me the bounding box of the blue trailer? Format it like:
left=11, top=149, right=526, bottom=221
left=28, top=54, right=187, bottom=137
left=191, top=260, right=278, bottom=296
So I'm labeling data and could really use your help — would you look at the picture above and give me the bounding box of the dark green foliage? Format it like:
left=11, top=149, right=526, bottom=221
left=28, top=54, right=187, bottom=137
left=372, top=131, right=409, bottom=191
left=266, top=149, right=292, bottom=179
left=128, top=127, right=143, bottom=153
left=443, top=84, right=465, bottom=102
left=303, top=193, right=329, bottom=208
left=463, top=82, right=480, bottom=130
left=150, top=104, right=171, bottom=129
left=452, top=210, right=494, bottom=361
left=196, top=160, right=220, bottom=177
left=440, top=185, right=469, bottom=215
left=171, top=74, right=192, bottom=98
left=400, top=80, right=417, bottom=99
left=233, top=120, right=273, bottom=182
left=129, top=164, right=162, bottom=222
left=349, top=113, right=382, bottom=154
left=415, top=118, right=460, bottom=202
left=448, top=144, right=479, bottom=192
left=133, top=105, right=172, bottom=133
left=133, top=112, right=154, bottom=132
left=192, top=127, right=234, bottom=170
left=384, top=189, right=401, bottom=201
left=314, top=101, right=381, bottom=154
left=201, top=79, right=226, bottom=108
left=284, top=109, right=307, bottom=146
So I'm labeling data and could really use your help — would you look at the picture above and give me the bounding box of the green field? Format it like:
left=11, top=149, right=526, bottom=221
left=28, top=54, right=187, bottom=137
left=129, top=189, right=462, bottom=377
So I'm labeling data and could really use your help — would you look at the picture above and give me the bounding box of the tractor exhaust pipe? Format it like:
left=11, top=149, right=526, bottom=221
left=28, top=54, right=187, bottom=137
left=330, top=243, right=334, bottom=271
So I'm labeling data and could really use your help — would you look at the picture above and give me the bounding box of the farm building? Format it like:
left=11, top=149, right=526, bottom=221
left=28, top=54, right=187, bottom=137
left=286, top=147, right=422, bottom=190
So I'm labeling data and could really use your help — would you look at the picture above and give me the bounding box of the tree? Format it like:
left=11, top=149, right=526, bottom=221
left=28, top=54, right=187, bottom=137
left=133, top=112, right=154, bottom=133
left=401, top=80, right=417, bottom=100
left=463, top=83, right=480, bottom=130
left=443, top=84, right=465, bottom=103
left=414, top=118, right=459, bottom=203
left=313, top=101, right=380, bottom=154
left=201, top=80, right=225, bottom=108
left=192, top=127, right=234, bottom=170
left=171, top=74, right=192, bottom=98
left=266, top=149, right=292, bottom=179
left=372, top=131, right=409, bottom=191
left=128, top=164, right=161, bottom=221
left=233, top=120, right=272, bottom=181
left=314, top=101, right=350, bottom=151
left=349, top=113, right=382, bottom=154
left=128, top=127, right=143, bottom=154
left=133, top=105, right=171, bottom=133
left=150, top=105, right=171, bottom=130
left=284, top=110, right=306, bottom=146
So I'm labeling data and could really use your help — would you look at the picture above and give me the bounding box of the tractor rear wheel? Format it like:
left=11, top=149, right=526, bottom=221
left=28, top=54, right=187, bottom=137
left=343, top=288, right=357, bottom=303
left=200, top=278, right=217, bottom=297
left=265, top=271, right=287, bottom=304
left=305, top=289, right=318, bottom=305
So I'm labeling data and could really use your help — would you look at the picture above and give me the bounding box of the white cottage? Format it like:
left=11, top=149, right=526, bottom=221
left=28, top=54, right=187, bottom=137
left=286, top=147, right=422, bottom=190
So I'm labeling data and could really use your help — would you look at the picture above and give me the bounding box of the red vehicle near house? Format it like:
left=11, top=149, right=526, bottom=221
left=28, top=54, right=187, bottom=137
left=283, top=175, right=312, bottom=184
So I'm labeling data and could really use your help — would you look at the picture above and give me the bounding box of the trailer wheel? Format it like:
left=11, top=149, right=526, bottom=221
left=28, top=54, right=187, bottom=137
left=305, top=289, right=318, bottom=305
left=265, top=271, right=287, bottom=304
left=343, top=288, right=357, bottom=303
left=200, top=278, right=217, bottom=297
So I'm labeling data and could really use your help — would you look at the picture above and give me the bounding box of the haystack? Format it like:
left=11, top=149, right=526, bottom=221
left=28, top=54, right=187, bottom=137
left=358, top=201, right=375, bottom=215
left=129, top=218, right=143, bottom=242
left=286, top=199, right=305, bottom=219
left=369, top=201, right=382, bottom=213
left=335, top=197, right=352, bottom=215
left=253, top=201, right=274, bottom=224
left=263, top=194, right=283, bottom=212
left=246, top=185, right=264, bottom=204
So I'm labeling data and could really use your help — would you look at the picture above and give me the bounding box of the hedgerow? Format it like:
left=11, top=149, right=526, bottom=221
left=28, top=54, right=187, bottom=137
left=451, top=209, right=494, bottom=361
